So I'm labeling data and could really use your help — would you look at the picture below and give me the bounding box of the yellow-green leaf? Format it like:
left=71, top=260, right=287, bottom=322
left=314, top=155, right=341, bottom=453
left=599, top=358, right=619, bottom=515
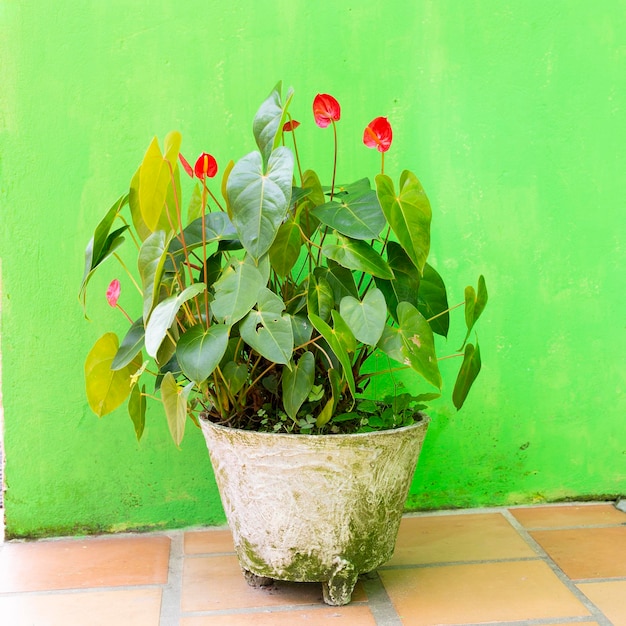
left=85, top=333, right=142, bottom=417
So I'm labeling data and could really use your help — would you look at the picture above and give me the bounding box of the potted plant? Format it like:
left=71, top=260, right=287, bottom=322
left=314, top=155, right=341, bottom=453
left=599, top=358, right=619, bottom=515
left=81, top=83, right=487, bottom=605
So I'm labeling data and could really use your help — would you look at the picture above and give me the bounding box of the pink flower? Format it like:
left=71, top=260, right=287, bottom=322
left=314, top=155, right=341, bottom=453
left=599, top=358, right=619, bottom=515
left=106, top=279, right=121, bottom=307
left=363, top=117, right=393, bottom=153
left=179, top=153, right=194, bottom=178
left=194, top=152, right=218, bottom=179
left=283, top=120, right=301, bottom=132
left=313, top=94, right=341, bottom=128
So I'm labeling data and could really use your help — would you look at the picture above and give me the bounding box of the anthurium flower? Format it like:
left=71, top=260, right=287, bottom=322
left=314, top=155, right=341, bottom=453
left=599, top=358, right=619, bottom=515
left=194, top=152, right=218, bottom=179
left=363, top=117, right=393, bottom=153
left=106, top=279, right=121, bottom=307
left=179, top=153, right=194, bottom=178
left=313, top=94, right=341, bottom=128
left=283, top=120, right=301, bottom=132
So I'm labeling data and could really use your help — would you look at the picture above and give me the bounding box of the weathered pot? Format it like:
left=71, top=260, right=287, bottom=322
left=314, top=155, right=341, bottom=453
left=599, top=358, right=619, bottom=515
left=200, top=417, right=429, bottom=605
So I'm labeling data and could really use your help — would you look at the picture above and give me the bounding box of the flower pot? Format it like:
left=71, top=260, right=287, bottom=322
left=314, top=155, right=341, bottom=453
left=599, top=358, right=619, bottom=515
left=200, top=416, right=429, bottom=605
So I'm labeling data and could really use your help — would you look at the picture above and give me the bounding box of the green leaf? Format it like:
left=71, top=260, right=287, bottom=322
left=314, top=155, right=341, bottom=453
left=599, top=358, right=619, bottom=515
left=310, top=312, right=355, bottom=400
left=307, top=274, right=334, bottom=322
left=112, top=318, right=145, bottom=370
left=139, top=132, right=181, bottom=232
left=177, top=324, right=230, bottom=384
left=187, top=183, right=203, bottom=224
left=375, top=240, right=420, bottom=322
left=145, top=283, right=206, bottom=357
left=460, top=275, right=488, bottom=349
left=85, top=333, right=142, bottom=417
left=128, top=384, right=146, bottom=441
left=227, top=148, right=294, bottom=260
left=296, top=170, right=324, bottom=238
left=312, top=190, right=385, bottom=240
left=376, top=170, right=431, bottom=273
left=314, top=261, right=359, bottom=302
left=268, top=218, right=302, bottom=277
left=453, top=342, right=482, bottom=410
left=339, top=288, right=387, bottom=346
left=168, top=212, right=238, bottom=262
left=378, top=302, right=442, bottom=389
left=79, top=194, right=129, bottom=309
left=418, top=263, right=450, bottom=337
left=211, top=256, right=265, bottom=325
left=322, top=234, right=394, bottom=279
left=239, top=289, right=294, bottom=364
left=316, top=368, right=342, bottom=427
left=160, top=372, right=193, bottom=446
left=282, top=351, right=315, bottom=420
left=223, top=361, right=248, bottom=395
left=291, top=314, right=313, bottom=346
left=253, top=82, right=294, bottom=164
left=138, top=230, right=174, bottom=323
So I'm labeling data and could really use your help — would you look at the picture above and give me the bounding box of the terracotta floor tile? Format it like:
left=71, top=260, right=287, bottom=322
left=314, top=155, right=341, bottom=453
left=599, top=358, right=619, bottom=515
left=511, top=503, right=626, bottom=529
left=181, top=554, right=366, bottom=611
left=380, top=560, right=591, bottom=625
left=0, top=535, right=170, bottom=592
left=0, top=588, right=162, bottom=626
left=578, top=580, right=626, bottom=626
left=531, top=526, right=626, bottom=579
left=184, top=529, right=235, bottom=554
left=388, top=513, right=536, bottom=566
left=181, top=605, right=377, bottom=625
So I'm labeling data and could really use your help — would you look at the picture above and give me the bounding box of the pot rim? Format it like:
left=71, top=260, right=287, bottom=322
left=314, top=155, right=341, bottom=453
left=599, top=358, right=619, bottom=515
left=200, top=413, right=430, bottom=442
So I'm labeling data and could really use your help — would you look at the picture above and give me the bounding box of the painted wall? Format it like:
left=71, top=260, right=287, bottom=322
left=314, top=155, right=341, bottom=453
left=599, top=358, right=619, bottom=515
left=1, top=1, right=625, bottom=538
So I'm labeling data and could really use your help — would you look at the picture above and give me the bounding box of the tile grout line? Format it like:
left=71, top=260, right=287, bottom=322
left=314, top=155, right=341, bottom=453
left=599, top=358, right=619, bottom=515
left=360, top=572, right=404, bottom=626
left=501, top=509, right=614, bottom=626
left=160, top=531, right=184, bottom=626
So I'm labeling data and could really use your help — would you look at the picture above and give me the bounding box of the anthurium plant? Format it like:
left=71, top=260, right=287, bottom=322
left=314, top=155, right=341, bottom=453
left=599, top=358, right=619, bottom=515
left=81, top=83, right=487, bottom=445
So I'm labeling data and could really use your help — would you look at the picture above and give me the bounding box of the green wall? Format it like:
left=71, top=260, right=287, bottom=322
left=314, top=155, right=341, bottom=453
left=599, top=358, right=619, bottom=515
left=1, top=1, right=625, bottom=538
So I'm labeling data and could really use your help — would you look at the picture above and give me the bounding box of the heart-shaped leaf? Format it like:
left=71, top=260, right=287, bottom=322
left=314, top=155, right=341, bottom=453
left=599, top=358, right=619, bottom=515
left=222, top=361, right=248, bottom=395
left=85, top=333, right=142, bottom=417
left=376, top=170, right=431, bottom=274
left=227, top=147, right=294, bottom=260
left=322, top=234, right=394, bottom=280
left=377, top=302, right=441, bottom=389
left=312, top=190, right=385, bottom=240
left=177, top=324, right=230, bottom=384
left=282, top=351, right=315, bottom=420
left=418, top=263, right=450, bottom=337
left=339, top=288, right=387, bottom=346
left=211, top=257, right=265, bottom=325
left=239, top=289, right=294, bottom=364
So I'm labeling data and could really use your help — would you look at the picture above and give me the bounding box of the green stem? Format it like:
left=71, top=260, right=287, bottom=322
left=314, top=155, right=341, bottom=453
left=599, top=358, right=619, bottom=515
left=113, top=253, right=142, bottom=295
left=330, top=120, right=338, bottom=201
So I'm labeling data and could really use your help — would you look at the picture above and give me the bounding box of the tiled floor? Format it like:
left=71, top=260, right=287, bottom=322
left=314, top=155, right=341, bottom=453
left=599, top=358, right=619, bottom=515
left=0, top=502, right=625, bottom=625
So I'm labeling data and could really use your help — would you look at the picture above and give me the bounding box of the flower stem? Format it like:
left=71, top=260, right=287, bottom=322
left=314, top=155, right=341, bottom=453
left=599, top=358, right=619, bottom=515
left=113, top=253, right=142, bottom=295
left=330, top=120, right=338, bottom=201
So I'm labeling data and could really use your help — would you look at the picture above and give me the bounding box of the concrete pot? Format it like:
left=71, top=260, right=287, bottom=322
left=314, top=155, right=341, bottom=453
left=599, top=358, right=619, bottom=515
left=200, top=417, right=429, bottom=605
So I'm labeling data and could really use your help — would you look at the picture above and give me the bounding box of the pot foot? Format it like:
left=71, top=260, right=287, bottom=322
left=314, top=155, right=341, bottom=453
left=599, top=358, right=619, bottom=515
left=322, top=557, right=358, bottom=606
left=242, top=568, right=274, bottom=588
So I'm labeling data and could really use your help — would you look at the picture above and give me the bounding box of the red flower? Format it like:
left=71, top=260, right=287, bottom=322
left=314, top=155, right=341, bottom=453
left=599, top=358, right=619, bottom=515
left=194, top=152, right=218, bottom=179
left=106, top=279, right=121, bottom=307
left=283, top=119, right=301, bottom=132
left=179, top=153, right=194, bottom=178
left=313, top=94, right=341, bottom=128
left=363, top=117, right=393, bottom=153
